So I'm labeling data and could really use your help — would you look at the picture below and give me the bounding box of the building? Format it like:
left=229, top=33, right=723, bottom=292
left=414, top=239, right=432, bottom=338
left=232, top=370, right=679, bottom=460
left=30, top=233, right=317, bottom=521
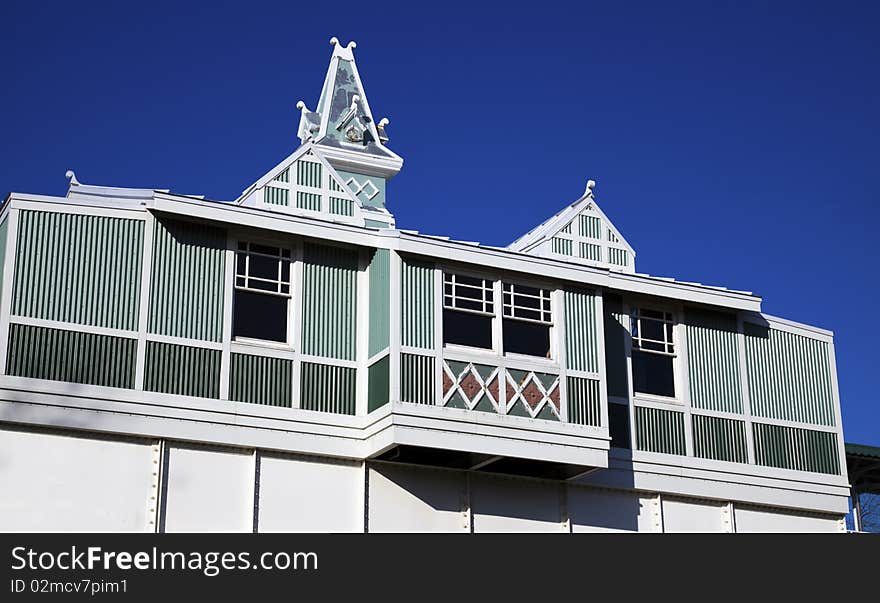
left=0, top=38, right=852, bottom=533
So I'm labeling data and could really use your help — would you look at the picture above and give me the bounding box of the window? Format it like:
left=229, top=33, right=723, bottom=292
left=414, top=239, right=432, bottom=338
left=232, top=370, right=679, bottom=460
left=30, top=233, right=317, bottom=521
left=502, top=282, right=552, bottom=358
left=630, top=308, right=675, bottom=397
left=442, top=273, right=493, bottom=349
left=233, top=242, right=292, bottom=343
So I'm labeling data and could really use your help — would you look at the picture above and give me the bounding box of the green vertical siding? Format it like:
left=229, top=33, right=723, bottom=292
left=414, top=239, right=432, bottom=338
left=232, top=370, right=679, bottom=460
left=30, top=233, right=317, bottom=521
left=6, top=323, right=136, bottom=388
left=368, top=355, right=390, bottom=411
left=692, top=414, right=748, bottom=463
left=608, top=248, right=628, bottom=267
left=12, top=210, right=144, bottom=331
left=229, top=353, right=293, bottom=407
left=0, top=216, right=7, bottom=306
left=300, top=362, right=356, bottom=414
left=148, top=217, right=226, bottom=342
left=565, top=289, right=599, bottom=373
left=634, top=406, right=686, bottom=455
left=579, top=242, right=601, bottom=261
left=296, top=160, right=323, bottom=188
left=401, top=257, right=434, bottom=349
left=368, top=249, right=390, bottom=357
left=301, top=243, right=358, bottom=360
left=264, top=186, right=289, bottom=206
left=686, top=309, right=743, bottom=413
left=744, top=323, right=835, bottom=426
left=603, top=294, right=629, bottom=398
left=273, top=167, right=290, bottom=183
left=144, top=341, right=220, bottom=398
left=552, top=237, right=572, bottom=255
left=296, top=191, right=322, bottom=211
left=579, top=214, right=602, bottom=239
left=401, top=353, right=435, bottom=404
left=329, top=196, right=354, bottom=216
left=753, top=422, right=840, bottom=474
left=329, top=175, right=345, bottom=192
left=567, top=376, right=601, bottom=426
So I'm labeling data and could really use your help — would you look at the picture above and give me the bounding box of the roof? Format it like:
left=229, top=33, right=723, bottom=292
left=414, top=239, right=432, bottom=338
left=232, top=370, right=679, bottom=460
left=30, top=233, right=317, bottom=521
left=847, top=443, right=880, bottom=459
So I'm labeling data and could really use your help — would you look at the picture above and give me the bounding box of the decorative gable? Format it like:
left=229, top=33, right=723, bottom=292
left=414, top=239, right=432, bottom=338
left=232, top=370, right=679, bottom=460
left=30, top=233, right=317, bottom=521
left=508, top=181, right=635, bottom=273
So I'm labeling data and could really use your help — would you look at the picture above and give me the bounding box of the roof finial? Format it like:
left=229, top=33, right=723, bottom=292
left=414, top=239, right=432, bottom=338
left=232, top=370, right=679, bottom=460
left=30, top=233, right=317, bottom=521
left=329, top=36, right=357, bottom=60
left=377, top=118, right=390, bottom=144
left=585, top=179, right=596, bottom=196
left=329, top=36, right=339, bottom=46
left=378, top=117, right=389, bottom=128
left=296, top=100, right=308, bottom=112
left=65, top=170, right=80, bottom=186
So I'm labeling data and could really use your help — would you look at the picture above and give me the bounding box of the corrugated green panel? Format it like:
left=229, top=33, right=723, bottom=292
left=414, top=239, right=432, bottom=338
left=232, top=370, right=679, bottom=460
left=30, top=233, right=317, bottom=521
left=634, top=406, right=686, bottom=455
left=300, top=362, right=356, bottom=414
left=368, top=249, right=390, bottom=357
left=579, top=214, right=602, bottom=239
left=368, top=355, right=390, bottom=412
left=273, top=167, right=290, bottom=183
left=608, top=248, right=628, bottom=266
left=552, top=237, right=572, bottom=255
left=144, top=341, right=220, bottom=398
left=330, top=196, right=354, bottom=216
left=686, top=308, right=743, bottom=413
left=329, top=174, right=345, bottom=192
left=692, top=414, right=748, bottom=463
left=0, top=216, right=7, bottom=306
left=12, top=210, right=144, bottom=331
left=567, top=376, right=601, bottom=426
left=148, top=217, right=226, bottom=342
left=296, top=160, right=322, bottom=188
left=604, top=294, right=629, bottom=398
left=6, top=323, right=135, bottom=388
left=301, top=243, right=358, bottom=360
left=401, top=353, right=435, bottom=404
left=229, top=353, right=292, bottom=407
left=565, top=289, right=599, bottom=373
left=264, top=186, right=289, bottom=206
left=579, top=242, right=601, bottom=261
left=401, top=257, right=434, bottom=349
left=753, top=422, right=840, bottom=474
left=296, top=191, right=322, bottom=211
left=744, top=323, right=835, bottom=426
left=561, top=221, right=572, bottom=234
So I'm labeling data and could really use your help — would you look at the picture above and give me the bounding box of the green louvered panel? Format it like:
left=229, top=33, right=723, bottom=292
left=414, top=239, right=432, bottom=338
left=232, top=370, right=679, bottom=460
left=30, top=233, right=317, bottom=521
left=0, top=216, right=8, bottom=305
left=686, top=309, right=743, bottom=413
left=744, top=323, right=835, bottom=426
left=401, top=258, right=434, bottom=349
left=264, top=186, right=289, bottom=206
left=144, top=341, right=220, bottom=398
left=300, top=362, right=356, bottom=415
left=330, top=197, right=354, bottom=216
left=368, top=355, right=390, bottom=412
left=273, top=167, right=290, bottom=183
left=692, top=414, right=748, bottom=463
left=604, top=296, right=629, bottom=398
left=149, top=217, right=226, bottom=342
left=552, top=237, right=572, bottom=255
left=608, top=248, right=628, bottom=266
left=561, top=221, right=572, bottom=234
left=753, top=422, right=840, bottom=474
left=401, top=353, right=435, bottom=404
left=329, top=175, right=345, bottom=192
left=368, top=249, right=390, bottom=357
left=296, top=191, right=321, bottom=211
left=579, top=242, right=601, bottom=261
left=6, top=323, right=136, bottom=388
left=634, top=406, right=686, bottom=455
left=579, top=214, right=602, bottom=239
left=12, top=210, right=144, bottom=331
left=565, top=289, right=599, bottom=373
left=229, top=353, right=292, bottom=407
left=301, top=243, right=358, bottom=360
left=567, top=376, right=601, bottom=426
left=296, top=160, right=323, bottom=188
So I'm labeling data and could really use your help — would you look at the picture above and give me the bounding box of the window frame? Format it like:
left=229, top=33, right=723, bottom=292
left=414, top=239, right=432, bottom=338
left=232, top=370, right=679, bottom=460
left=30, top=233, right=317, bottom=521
left=232, top=238, right=296, bottom=348
left=441, top=270, right=497, bottom=353
left=626, top=302, right=683, bottom=404
left=501, top=281, right=554, bottom=360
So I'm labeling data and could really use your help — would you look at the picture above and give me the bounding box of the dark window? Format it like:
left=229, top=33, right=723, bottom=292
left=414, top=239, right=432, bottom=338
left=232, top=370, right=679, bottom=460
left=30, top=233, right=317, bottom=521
left=443, top=309, right=493, bottom=349
left=233, top=290, right=288, bottom=342
left=609, top=402, right=631, bottom=449
left=502, top=318, right=550, bottom=357
left=631, top=350, right=675, bottom=397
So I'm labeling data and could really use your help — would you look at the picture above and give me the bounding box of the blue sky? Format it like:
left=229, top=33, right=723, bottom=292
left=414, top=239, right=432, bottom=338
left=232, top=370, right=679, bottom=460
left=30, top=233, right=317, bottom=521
left=1, top=1, right=877, bottom=444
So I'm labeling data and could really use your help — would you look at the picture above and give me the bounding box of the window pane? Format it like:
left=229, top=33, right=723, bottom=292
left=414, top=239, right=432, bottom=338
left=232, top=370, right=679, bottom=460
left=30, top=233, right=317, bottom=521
left=609, top=403, right=631, bottom=449
left=502, top=318, right=550, bottom=358
left=443, top=309, right=493, bottom=349
left=233, top=290, right=288, bottom=342
left=236, top=253, right=246, bottom=275
left=250, top=254, right=279, bottom=281
left=247, top=279, right=278, bottom=293
left=632, top=350, right=675, bottom=397
left=250, top=243, right=279, bottom=257
left=640, top=319, right=665, bottom=342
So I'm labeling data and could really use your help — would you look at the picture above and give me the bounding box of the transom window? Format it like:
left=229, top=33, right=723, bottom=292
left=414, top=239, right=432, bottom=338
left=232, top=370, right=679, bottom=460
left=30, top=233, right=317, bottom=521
left=233, top=242, right=292, bottom=343
left=630, top=308, right=676, bottom=398
left=442, top=273, right=494, bottom=349
left=502, top=283, right=552, bottom=358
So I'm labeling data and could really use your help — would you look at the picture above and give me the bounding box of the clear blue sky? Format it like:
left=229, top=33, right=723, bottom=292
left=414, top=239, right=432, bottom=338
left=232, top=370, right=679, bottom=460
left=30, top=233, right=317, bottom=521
left=1, top=1, right=877, bottom=444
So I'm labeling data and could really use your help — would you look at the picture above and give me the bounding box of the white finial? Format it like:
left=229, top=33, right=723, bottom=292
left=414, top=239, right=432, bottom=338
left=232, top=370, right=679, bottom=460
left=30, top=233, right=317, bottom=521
left=585, top=179, right=596, bottom=195
left=296, top=100, right=308, bottom=112
left=65, top=170, right=80, bottom=186
left=330, top=36, right=339, bottom=46
left=378, top=118, right=389, bottom=128
left=347, top=40, right=357, bottom=50
left=352, top=95, right=360, bottom=104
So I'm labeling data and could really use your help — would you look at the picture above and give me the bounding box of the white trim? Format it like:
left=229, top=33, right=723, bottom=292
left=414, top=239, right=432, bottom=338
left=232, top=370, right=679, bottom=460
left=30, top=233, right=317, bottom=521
left=219, top=233, right=236, bottom=400
left=134, top=211, right=156, bottom=390
left=355, top=249, right=369, bottom=416
left=9, top=315, right=138, bottom=339
left=145, top=333, right=223, bottom=350
left=388, top=250, right=402, bottom=404
left=0, top=207, right=20, bottom=375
